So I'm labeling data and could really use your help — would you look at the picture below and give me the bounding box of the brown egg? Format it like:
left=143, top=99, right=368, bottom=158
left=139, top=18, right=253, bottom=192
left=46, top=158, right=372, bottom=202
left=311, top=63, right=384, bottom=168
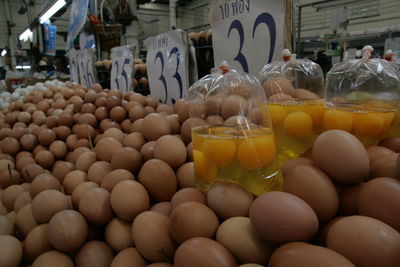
left=73, top=124, right=95, bottom=140
left=206, top=115, right=224, bottom=125
left=33, top=144, right=47, bottom=156
left=0, top=214, right=14, bottom=235
left=109, top=106, right=127, bottom=123
left=138, top=159, right=177, bottom=201
left=249, top=191, right=319, bottom=243
left=52, top=161, right=74, bottom=183
left=31, top=190, right=69, bottom=223
left=0, top=159, right=15, bottom=172
left=165, top=114, right=180, bottom=134
left=1, top=184, right=25, bottom=210
left=110, top=147, right=142, bottom=173
left=129, top=93, right=146, bottom=105
left=111, top=248, right=146, bottom=267
left=8, top=127, right=27, bottom=140
left=170, top=188, right=206, bottom=210
left=174, top=237, right=237, bottom=267
left=268, top=93, right=294, bottom=101
left=153, top=135, right=186, bottom=168
left=95, top=106, right=108, bottom=120
left=94, top=137, right=123, bottom=161
left=88, top=161, right=112, bottom=184
left=38, top=129, right=56, bottom=146
left=327, top=216, right=400, bottom=267
left=141, top=113, right=171, bottom=141
left=13, top=191, right=32, bottom=213
left=105, top=218, right=134, bottom=252
left=150, top=202, right=172, bottom=216
left=366, top=145, right=394, bottom=163
left=176, top=162, right=195, bottom=188
left=0, top=137, right=20, bottom=155
left=32, top=250, right=74, bottom=267
left=35, top=150, right=55, bottom=168
left=123, top=133, right=146, bottom=151
left=22, top=163, right=44, bottom=182
left=170, top=201, right=219, bottom=243
left=106, top=96, right=121, bottom=111
left=263, top=77, right=295, bottom=97
left=110, top=180, right=149, bottom=221
left=217, top=217, right=274, bottom=264
left=63, top=170, right=88, bottom=195
left=370, top=153, right=399, bottom=179
left=221, top=95, right=248, bottom=119
left=207, top=182, right=253, bottom=220
left=24, top=224, right=52, bottom=261
left=101, top=169, right=134, bottom=192
left=76, top=152, right=97, bottom=172
left=140, top=141, right=155, bottom=161
left=131, top=211, right=175, bottom=262
left=66, top=134, right=79, bottom=150
left=379, top=136, right=400, bottom=152
left=180, top=118, right=207, bottom=144
left=57, top=113, right=74, bottom=128
left=338, top=183, right=363, bottom=215
left=71, top=181, right=99, bottom=209
left=69, top=147, right=91, bottom=164
left=15, top=151, right=33, bottom=160
left=284, top=165, right=339, bottom=221
left=238, top=265, right=263, bottom=267
left=282, top=157, right=314, bottom=176
left=0, top=169, right=21, bottom=188
left=129, top=105, right=146, bottom=122
left=131, top=118, right=143, bottom=132
left=0, top=203, right=7, bottom=215
left=358, top=177, right=400, bottom=232
left=47, top=209, right=87, bottom=251
left=313, top=130, right=369, bottom=183
left=79, top=187, right=113, bottom=225
left=16, top=203, right=37, bottom=237
left=147, top=264, right=173, bottom=267
left=270, top=242, right=355, bottom=267
left=120, top=119, right=132, bottom=133
left=0, top=235, right=23, bottom=267
left=81, top=103, right=96, bottom=113
left=49, top=140, right=67, bottom=159
left=76, top=241, right=114, bottom=267
left=145, top=97, right=157, bottom=108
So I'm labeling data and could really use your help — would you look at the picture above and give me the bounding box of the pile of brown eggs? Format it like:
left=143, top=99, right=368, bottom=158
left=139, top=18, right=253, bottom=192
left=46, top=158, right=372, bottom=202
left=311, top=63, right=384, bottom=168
left=0, top=82, right=400, bottom=267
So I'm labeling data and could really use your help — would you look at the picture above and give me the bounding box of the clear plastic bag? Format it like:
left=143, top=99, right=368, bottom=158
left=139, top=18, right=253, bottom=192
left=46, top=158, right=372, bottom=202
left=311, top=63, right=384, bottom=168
left=259, top=49, right=325, bottom=100
left=325, top=45, right=400, bottom=144
left=187, top=62, right=281, bottom=195
left=259, top=50, right=325, bottom=162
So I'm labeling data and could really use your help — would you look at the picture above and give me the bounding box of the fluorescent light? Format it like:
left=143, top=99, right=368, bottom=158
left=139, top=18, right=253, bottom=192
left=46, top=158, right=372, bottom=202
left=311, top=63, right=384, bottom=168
left=39, top=0, right=66, bottom=24
left=19, top=28, right=33, bottom=42
left=1, top=50, right=6, bottom=56
left=16, top=65, right=31, bottom=69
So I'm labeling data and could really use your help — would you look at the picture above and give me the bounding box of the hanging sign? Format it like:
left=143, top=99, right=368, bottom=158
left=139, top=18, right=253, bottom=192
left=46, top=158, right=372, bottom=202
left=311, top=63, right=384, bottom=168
left=144, top=30, right=189, bottom=104
left=110, top=46, right=135, bottom=93
left=67, top=49, right=80, bottom=84
left=66, top=0, right=90, bottom=50
left=210, top=0, right=287, bottom=75
left=77, top=49, right=97, bottom=87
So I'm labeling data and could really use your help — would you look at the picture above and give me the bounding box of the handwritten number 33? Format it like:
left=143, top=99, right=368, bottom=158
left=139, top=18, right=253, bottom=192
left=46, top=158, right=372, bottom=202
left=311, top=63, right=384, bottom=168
left=227, top=12, right=276, bottom=73
left=154, top=47, right=183, bottom=104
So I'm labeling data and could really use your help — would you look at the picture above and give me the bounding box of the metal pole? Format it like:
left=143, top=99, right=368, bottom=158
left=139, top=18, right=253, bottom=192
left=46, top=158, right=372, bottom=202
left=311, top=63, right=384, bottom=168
left=170, top=0, right=177, bottom=28
left=296, top=6, right=302, bottom=56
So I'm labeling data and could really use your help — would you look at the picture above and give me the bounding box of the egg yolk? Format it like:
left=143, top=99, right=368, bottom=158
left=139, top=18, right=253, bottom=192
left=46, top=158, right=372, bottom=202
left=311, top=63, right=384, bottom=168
left=353, top=113, right=384, bottom=137
left=191, top=133, right=207, bottom=150
left=237, top=135, right=276, bottom=170
left=193, top=150, right=216, bottom=181
left=323, top=110, right=353, bottom=132
left=304, top=104, right=325, bottom=127
left=283, top=111, right=313, bottom=137
left=377, top=112, right=395, bottom=136
left=201, top=138, right=237, bottom=167
left=269, top=105, right=287, bottom=126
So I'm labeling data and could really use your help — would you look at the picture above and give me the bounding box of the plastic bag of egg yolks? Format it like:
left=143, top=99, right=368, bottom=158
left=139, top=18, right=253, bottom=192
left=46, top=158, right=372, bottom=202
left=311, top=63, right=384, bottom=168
left=259, top=49, right=325, bottom=163
left=187, top=62, right=281, bottom=196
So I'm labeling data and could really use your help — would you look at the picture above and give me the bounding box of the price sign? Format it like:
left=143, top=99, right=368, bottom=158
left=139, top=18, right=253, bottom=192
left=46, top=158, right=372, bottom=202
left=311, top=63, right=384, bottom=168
left=210, top=0, right=286, bottom=75
left=77, top=49, right=97, bottom=87
left=144, top=30, right=189, bottom=104
left=67, top=49, right=80, bottom=84
left=110, top=46, right=134, bottom=93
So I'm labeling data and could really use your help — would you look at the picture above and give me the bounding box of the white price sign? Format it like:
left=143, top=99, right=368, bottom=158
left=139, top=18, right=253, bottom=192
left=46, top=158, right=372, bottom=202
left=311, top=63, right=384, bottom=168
left=77, top=49, right=97, bottom=87
left=210, top=0, right=286, bottom=75
left=110, top=46, right=134, bottom=93
left=67, top=49, right=80, bottom=84
left=145, top=30, right=189, bottom=104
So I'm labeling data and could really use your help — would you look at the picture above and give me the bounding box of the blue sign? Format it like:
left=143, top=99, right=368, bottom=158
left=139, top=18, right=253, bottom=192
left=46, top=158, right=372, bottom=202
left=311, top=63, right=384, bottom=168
left=43, top=23, right=57, bottom=56
left=66, top=0, right=89, bottom=50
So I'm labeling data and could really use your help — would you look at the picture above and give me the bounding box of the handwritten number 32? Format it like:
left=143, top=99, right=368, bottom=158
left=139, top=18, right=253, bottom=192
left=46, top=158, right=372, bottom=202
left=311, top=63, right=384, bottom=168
left=227, top=12, right=276, bottom=73
left=154, top=47, right=183, bottom=104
